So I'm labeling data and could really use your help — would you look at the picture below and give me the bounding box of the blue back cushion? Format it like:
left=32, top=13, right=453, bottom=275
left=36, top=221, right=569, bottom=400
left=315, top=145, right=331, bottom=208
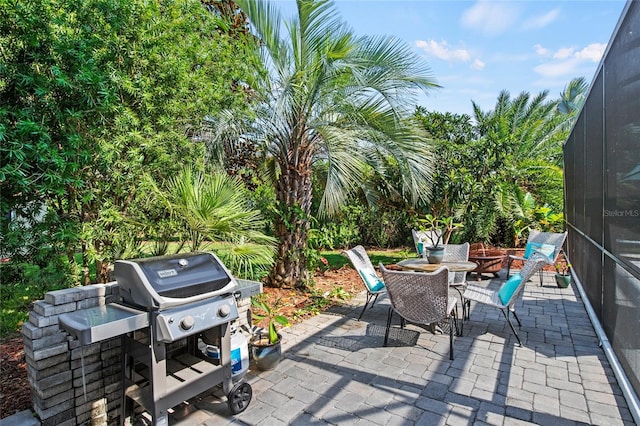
left=357, top=269, right=385, bottom=292
left=498, top=274, right=522, bottom=305
left=524, top=242, right=555, bottom=260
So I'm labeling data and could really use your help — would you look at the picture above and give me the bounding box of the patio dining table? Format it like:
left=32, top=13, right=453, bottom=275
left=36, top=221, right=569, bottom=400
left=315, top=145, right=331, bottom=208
left=396, top=258, right=478, bottom=273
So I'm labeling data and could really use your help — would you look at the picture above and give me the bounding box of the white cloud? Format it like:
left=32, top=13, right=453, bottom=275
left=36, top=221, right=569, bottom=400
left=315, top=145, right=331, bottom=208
left=416, top=39, right=486, bottom=71
left=416, top=39, right=470, bottom=62
left=534, top=44, right=549, bottom=57
left=461, top=0, right=520, bottom=36
left=523, top=9, right=560, bottom=30
left=534, top=42, right=607, bottom=78
left=472, top=59, right=486, bottom=70
left=553, top=47, right=575, bottom=60
left=534, top=43, right=607, bottom=78
left=575, top=43, right=607, bottom=61
left=534, top=59, right=581, bottom=78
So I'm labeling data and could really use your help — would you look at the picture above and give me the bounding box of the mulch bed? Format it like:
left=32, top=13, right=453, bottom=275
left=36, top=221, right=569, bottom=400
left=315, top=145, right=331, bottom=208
left=0, top=335, right=32, bottom=418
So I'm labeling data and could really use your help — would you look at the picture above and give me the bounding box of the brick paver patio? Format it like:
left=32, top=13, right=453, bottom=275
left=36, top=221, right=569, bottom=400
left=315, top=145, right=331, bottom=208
left=169, top=271, right=634, bottom=425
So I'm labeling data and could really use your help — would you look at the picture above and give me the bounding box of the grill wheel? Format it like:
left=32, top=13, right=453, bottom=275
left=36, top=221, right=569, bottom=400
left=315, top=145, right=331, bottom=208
left=227, top=382, right=252, bottom=414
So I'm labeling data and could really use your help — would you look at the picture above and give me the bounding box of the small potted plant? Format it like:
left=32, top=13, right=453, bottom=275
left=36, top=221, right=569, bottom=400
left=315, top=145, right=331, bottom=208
left=554, top=260, right=572, bottom=288
left=249, top=295, right=291, bottom=371
left=417, top=214, right=463, bottom=263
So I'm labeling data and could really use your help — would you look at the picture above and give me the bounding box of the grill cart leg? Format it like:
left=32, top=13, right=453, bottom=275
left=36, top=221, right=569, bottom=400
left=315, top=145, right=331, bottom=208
left=220, top=322, right=234, bottom=395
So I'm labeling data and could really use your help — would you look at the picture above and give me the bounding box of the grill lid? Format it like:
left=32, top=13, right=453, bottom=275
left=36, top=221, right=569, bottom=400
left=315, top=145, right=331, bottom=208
left=115, top=252, right=237, bottom=310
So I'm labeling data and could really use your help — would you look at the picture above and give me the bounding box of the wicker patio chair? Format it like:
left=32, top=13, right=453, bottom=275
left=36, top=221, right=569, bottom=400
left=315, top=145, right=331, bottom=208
left=379, top=264, right=458, bottom=360
left=463, top=252, right=550, bottom=346
left=342, top=245, right=386, bottom=320
left=506, top=230, right=568, bottom=285
left=443, top=243, right=471, bottom=322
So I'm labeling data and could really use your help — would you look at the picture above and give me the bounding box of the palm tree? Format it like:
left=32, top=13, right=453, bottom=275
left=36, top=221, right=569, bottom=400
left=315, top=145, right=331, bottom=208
left=463, top=90, right=567, bottom=244
left=557, top=77, right=588, bottom=115
left=207, top=0, right=439, bottom=288
left=150, top=166, right=276, bottom=280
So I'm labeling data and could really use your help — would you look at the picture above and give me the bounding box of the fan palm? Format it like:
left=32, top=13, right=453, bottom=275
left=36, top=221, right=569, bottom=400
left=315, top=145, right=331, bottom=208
left=207, top=0, right=439, bottom=288
left=150, top=166, right=276, bottom=280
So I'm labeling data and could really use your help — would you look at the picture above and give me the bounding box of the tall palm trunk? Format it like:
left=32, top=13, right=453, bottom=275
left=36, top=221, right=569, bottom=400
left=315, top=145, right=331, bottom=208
left=268, top=145, right=313, bottom=289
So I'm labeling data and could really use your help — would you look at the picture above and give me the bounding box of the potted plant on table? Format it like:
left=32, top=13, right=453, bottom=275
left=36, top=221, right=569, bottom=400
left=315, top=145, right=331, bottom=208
left=554, top=261, right=572, bottom=288
left=417, top=214, right=464, bottom=264
left=249, top=295, right=291, bottom=371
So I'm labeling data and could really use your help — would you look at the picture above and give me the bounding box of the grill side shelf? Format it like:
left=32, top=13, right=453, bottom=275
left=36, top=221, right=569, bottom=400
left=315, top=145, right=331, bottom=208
left=235, top=279, right=262, bottom=299
left=59, top=304, right=149, bottom=345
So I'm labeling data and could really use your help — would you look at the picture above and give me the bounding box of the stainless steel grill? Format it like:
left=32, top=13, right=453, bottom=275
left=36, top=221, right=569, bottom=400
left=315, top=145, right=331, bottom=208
left=60, top=252, right=257, bottom=426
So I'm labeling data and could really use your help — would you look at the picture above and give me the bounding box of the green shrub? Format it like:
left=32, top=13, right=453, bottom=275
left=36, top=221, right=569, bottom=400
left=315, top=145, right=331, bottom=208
left=0, top=256, right=79, bottom=337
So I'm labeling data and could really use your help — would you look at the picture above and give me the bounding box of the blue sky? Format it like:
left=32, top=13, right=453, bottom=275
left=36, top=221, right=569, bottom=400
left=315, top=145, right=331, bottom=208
left=277, top=0, right=627, bottom=116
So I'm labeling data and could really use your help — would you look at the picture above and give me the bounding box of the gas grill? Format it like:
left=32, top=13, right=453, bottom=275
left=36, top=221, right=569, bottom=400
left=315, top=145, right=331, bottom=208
left=59, top=252, right=257, bottom=425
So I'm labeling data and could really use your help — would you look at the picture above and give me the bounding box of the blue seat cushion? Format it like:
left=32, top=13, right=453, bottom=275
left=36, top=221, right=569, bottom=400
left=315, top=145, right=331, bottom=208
left=498, top=274, right=522, bottom=305
left=357, top=268, right=385, bottom=292
left=524, top=242, right=555, bottom=261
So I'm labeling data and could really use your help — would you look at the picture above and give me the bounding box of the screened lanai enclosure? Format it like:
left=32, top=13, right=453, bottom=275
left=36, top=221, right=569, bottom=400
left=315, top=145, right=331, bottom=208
left=563, top=0, right=640, bottom=422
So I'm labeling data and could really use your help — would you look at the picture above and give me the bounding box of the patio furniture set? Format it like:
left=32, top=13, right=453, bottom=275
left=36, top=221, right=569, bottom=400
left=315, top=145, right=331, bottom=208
left=342, top=230, right=568, bottom=360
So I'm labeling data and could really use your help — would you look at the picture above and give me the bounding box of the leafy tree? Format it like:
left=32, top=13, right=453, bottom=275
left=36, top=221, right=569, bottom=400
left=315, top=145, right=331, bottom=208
left=207, top=0, right=439, bottom=288
left=415, top=90, right=568, bottom=246
left=413, top=108, right=477, bottom=220
left=310, top=157, right=415, bottom=251
left=1, top=0, right=255, bottom=283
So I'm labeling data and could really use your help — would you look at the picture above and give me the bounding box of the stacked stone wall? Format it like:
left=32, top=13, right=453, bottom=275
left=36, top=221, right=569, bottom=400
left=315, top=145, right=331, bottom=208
left=22, top=283, right=121, bottom=426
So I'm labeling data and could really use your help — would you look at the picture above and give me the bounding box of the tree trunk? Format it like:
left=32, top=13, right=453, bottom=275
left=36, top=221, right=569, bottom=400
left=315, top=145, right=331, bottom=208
left=267, top=147, right=313, bottom=289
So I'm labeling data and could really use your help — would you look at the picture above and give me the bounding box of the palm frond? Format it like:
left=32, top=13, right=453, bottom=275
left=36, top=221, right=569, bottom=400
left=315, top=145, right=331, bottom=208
left=149, top=166, right=275, bottom=266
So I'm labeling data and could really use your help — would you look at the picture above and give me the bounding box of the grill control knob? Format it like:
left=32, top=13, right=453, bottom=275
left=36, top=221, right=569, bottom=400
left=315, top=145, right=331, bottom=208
left=218, top=304, right=231, bottom=318
left=180, top=315, right=195, bottom=331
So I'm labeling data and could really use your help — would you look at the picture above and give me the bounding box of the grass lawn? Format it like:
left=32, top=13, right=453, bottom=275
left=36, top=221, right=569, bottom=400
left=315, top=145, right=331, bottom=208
left=321, top=246, right=412, bottom=269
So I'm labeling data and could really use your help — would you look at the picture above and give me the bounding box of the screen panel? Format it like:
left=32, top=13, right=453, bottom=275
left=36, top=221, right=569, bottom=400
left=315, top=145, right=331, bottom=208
left=584, top=69, right=604, bottom=245
left=603, top=3, right=640, bottom=273
left=603, top=255, right=640, bottom=394
left=564, top=1, right=640, bottom=401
